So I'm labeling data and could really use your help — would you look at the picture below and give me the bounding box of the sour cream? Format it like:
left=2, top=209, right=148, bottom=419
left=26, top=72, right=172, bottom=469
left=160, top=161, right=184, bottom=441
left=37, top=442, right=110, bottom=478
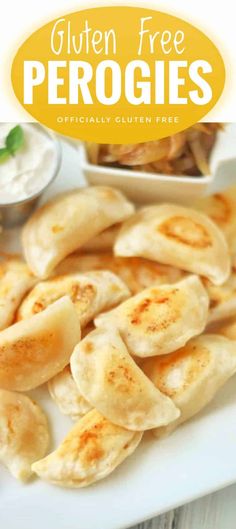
left=0, top=123, right=59, bottom=204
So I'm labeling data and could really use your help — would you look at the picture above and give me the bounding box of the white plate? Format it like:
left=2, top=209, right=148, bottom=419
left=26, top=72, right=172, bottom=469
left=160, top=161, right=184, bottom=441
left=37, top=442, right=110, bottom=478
left=1, top=139, right=236, bottom=529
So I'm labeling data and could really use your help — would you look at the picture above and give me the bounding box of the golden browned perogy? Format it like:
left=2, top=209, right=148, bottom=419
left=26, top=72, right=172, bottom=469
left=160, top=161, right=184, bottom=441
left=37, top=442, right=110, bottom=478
left=95, top=276, right=209, bottom=357
left=56, top=253, right=185, bottom=295
left=56, top=253, right=236, bottom=325
left=0, top=296, right=81, bottom=391
left=114, top=204, right=230, bottom=285
left=204, top=268, right=236, bottom=324
left=71, top=326, right=180, bottom=431
left=80, top=224, right=121, bottom=253
left=0, top=256, right=37, bottom=330
left=22, top=186, right=135, bottom=278
left=141, top=334, right=236, bottom=438
left=194, top=185, right=236, bottom=261
left=16, top=271, right=130, bottom=326
left=0, top=389, right=49, bottom=481
left=48, top=365, right=92, bottom=420
left=32, top=409, right=142, bottom=488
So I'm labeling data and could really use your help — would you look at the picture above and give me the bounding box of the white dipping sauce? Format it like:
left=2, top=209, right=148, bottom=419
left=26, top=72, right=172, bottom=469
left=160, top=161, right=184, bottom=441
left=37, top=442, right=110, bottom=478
left=0, top=123, right=59, bottom=204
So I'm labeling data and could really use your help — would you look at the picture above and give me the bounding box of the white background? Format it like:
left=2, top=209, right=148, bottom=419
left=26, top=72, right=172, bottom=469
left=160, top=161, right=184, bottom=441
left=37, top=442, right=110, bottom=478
left=0, top=0, right=235, bottom=123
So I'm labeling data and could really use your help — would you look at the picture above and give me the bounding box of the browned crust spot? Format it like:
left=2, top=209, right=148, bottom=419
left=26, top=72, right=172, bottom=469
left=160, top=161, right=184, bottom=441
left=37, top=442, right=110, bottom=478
left=32, top=300, right=45, bottom=314
left=30, top=283, right=96, bottom=317
left=128, top=288, right=179, bottom=331
left=0, top=332, right=58, bottom=371
left=99, top=188, right=118, bottom=201
left=51, top=225, right=64, bottom=233
left=59, top=420, right=107, bottom=466
left=71, top=284, right=96, bottom=305
left=208, top=194, right=232, bottom=225
left=83, top=341, right=94, bottom=354
left=154, top=344, right=210, bottom=398
left=107, top=364, right=135, bottom=385
left=158, top=216, right=212, bottom=249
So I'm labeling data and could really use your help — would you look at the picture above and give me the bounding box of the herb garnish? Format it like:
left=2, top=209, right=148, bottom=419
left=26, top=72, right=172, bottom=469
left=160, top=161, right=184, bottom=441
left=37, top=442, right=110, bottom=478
left=0, top=125, right=24, bottom=163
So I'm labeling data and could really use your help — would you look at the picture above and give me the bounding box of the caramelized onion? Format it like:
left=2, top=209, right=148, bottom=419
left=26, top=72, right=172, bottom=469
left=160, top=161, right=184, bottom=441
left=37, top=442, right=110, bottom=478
left=85, top=123, right=221, bottom=177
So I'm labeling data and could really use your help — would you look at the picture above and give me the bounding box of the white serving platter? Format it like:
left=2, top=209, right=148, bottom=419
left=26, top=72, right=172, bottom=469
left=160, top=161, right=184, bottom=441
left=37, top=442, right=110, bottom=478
left=1, top=138, right=236, bottom=529
left=79, top=124, right=236, bottom=204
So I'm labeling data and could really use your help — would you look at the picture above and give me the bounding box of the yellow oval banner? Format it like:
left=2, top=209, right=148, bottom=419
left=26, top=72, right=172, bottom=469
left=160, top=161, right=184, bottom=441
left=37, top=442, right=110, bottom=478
left=11, top=6, right=225, bottom=143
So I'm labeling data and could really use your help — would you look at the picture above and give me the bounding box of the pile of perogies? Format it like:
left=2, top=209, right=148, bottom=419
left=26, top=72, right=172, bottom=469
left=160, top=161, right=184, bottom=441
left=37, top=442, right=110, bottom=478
left=1, top=185, right=236, bottom=488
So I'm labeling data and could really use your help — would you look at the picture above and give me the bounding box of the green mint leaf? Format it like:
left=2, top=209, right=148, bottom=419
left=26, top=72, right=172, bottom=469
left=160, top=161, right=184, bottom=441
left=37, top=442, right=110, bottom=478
left=0, top=147, right=9, bottom=163
left=6, top=125, right=24, bottom=155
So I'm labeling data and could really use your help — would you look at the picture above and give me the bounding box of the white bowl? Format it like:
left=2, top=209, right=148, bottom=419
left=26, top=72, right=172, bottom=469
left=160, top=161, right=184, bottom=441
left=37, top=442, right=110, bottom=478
left=0, top=124, right=62, bottom=227
left=79, top=124, right=236, bottom=204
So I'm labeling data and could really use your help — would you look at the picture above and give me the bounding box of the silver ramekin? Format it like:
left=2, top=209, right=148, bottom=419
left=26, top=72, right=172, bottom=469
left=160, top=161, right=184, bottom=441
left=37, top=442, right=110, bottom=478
left=0, top=124, right=62, bottom=228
